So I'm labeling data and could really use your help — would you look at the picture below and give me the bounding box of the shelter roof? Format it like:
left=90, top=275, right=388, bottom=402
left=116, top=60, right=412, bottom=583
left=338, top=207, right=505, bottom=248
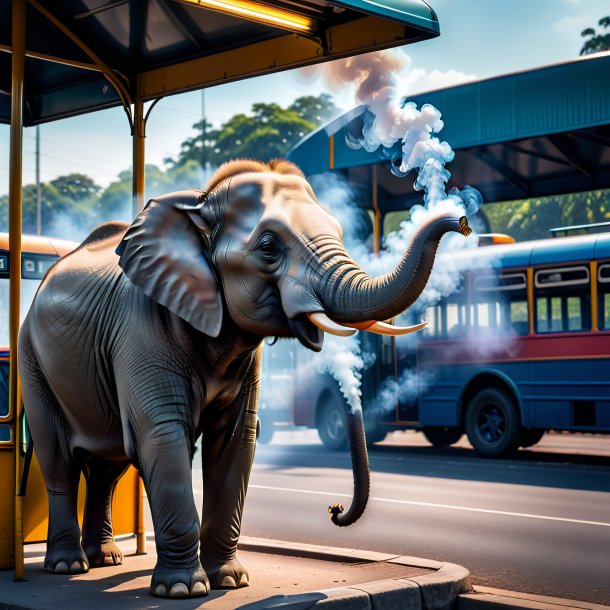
left=0, top=0, right=439, bottom=127
left=288, top=52, right=610, bottom=207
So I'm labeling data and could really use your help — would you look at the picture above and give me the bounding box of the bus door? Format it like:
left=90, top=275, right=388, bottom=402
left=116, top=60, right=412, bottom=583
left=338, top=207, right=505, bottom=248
left=360, top=331, right=397, bottom=422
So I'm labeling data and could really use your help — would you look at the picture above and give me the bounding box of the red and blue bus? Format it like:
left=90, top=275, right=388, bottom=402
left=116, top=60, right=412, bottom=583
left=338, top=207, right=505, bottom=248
left=260, top=229, right=610, bottom=457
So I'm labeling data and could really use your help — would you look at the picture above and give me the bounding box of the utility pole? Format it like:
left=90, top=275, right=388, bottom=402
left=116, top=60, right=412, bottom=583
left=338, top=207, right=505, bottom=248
left=201, top=89, right=206, bottom=170
left=35, top=125, right=41, bottom=235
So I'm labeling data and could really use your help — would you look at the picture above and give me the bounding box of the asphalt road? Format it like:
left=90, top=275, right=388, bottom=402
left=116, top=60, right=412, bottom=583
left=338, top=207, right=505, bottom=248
left=218, top=430, right=610, bottom=605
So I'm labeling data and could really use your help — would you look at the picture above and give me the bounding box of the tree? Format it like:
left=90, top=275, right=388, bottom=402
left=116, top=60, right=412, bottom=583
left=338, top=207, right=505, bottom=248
left=50, top=173, right=101, bottom=202
left=288, top=93, right=338, bottom=125
left=580, top=16, right=610, bottom=55
left=167, top=94, right=338, bottom=170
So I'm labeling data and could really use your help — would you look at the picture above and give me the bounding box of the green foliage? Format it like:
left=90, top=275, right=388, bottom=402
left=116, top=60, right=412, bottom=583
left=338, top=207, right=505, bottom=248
left=167, top=94, right=338, bottom=169
left=580, top=16, right=610, bottom=55
left=485, top=190, right=610, bottom=241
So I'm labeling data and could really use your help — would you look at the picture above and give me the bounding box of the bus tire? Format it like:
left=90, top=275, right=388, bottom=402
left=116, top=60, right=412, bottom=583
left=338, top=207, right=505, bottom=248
left=423, top=426, right=463, bottom=448
left=519, top=428, right=545, bottom=448
left=365, top=425, right=388, bottom=446
left=257, top=417, right=274, bottom=445
left=318, top=400, right=348, bottom=451
left=465, top=388, right=520, bottom=457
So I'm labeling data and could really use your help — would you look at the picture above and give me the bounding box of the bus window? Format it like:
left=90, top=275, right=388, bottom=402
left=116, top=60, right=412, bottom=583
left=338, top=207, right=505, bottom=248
left=0, top=362, right=8, bottom=418
left=534, top=266, right=590, bottom=333
left=0, top=253, right=58, bottom=346
left=383, top=211, right=410, bottom=236
left=598, top=263, right=610, bottom=330
left=422, top=305, right=441, bottom=338
left=473, top=272, right=528, bottom=336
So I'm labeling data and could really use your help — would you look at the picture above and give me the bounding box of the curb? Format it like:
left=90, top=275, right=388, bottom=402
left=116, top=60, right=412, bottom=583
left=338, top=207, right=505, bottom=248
left=457, top=586, right=610, bottom=610
left=237, top=536, right=472, bottom=610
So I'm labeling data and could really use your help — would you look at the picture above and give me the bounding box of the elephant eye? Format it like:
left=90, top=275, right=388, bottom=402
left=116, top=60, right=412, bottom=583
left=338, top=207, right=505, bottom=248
left=257, top=234, right=282, bottom=263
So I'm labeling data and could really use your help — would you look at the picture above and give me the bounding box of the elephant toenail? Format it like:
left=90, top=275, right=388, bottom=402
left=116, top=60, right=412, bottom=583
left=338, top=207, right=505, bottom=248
left=238, top=574, right=249, bottom=587
left=191, top=581, right=208, bottom=595
left=70, top=561, right=82, bottom=571
left=169, top=583, right=189, bottom=597
left=153, top=584, right=168, bottom=597
left=221, top=575, right=237, bottom=588
left=54, top=561, right=68, bottom=573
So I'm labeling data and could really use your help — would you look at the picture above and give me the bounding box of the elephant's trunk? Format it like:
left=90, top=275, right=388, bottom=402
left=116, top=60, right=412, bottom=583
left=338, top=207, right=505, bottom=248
left=328, top=409, right=370, bottom=527
left=317, top=214, right=470, bottom=323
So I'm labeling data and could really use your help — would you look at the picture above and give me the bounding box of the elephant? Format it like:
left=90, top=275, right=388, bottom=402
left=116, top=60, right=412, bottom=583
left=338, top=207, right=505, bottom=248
left=18, top=158, right=471, bottom=598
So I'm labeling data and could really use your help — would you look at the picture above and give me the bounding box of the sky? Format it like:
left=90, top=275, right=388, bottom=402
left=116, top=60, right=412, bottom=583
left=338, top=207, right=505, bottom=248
left=1, top=0, right=609, bottom=196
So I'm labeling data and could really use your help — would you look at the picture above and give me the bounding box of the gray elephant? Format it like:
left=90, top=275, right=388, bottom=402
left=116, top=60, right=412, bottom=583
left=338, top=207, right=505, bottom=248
left=18, top=159, right=470, bottom=598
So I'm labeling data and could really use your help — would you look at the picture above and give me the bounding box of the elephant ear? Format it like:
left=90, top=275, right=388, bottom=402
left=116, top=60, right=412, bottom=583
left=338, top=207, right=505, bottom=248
left=116, top=190, right=223, bottom=337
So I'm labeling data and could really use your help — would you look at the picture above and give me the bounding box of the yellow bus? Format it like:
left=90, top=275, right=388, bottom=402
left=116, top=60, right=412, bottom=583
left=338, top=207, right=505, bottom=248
left=0, top=233, right=141, bottom=569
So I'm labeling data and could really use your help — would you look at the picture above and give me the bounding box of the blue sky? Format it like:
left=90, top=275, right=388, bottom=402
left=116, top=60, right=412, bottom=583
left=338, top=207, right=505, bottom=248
left=1, top=0, right=608, bottom=195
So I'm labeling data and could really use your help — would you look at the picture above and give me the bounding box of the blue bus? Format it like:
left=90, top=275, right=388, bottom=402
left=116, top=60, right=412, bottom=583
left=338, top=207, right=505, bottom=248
left=259, top=229, right=610, bottom=457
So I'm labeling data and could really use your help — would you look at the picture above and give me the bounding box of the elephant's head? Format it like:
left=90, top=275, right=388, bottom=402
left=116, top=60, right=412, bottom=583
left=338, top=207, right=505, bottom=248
left=116, top=159, right=471, bottom=525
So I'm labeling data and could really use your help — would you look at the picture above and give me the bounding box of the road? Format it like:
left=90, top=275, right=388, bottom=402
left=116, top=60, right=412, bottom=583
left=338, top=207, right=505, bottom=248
left=211, top=430, right=610, bottom=605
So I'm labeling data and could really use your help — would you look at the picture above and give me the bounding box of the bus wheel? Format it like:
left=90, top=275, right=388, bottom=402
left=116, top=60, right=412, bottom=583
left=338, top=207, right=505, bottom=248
left=257, top=418, right=274, bottom=445
left=365, top=425, right=388, bottom=446
left=423, top=426, right=463, bottom=448
left=465, top=388, right=520, bottom=457
left=318, top=400, right=348, bottom=451
left=520, top=428, right=545, bottom=448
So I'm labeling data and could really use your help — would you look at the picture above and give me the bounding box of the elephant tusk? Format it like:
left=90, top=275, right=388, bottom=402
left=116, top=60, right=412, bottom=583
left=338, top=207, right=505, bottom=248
left=306, top=312, right=358, bottom=337
left=340, top=320, right=377, bottom=330
left=365, top=320, right=428, bottom=336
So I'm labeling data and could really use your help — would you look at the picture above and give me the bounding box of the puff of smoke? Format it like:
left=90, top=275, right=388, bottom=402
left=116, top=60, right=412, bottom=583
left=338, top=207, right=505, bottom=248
left=367, top=367, right=436, bottom=418
left=315, top=333, right=365, bottom=414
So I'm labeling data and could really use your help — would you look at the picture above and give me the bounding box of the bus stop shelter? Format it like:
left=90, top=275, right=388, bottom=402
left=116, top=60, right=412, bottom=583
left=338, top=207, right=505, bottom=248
left=0, top=0, right=441, bottom=579
left=288, top=51, right=610, bottom=229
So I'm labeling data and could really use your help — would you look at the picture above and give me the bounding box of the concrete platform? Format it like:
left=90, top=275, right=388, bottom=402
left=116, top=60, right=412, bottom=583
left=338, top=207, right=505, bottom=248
left=0, top=536, right=471, bottom=610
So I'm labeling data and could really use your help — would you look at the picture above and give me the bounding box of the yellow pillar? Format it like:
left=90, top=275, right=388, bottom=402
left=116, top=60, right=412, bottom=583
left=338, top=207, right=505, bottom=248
left=10, top=0, right=26, bottom=581
left=131, top=77, right=147, bottom=554
left=132, top=76, right=146, bottom=218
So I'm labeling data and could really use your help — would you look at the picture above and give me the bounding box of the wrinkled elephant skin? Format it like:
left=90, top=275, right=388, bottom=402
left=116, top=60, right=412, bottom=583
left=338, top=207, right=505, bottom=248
left=19, top=159, right=468, bottom=598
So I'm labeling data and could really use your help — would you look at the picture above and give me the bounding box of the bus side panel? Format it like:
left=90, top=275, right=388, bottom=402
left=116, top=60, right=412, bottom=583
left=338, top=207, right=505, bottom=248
left=534, top=356, right=610, bottom=431
left=23, top=454, right=139, bottom=543
left=418, top=361, right=535, bottom=427
left=0, top=448, right=15, bottom=568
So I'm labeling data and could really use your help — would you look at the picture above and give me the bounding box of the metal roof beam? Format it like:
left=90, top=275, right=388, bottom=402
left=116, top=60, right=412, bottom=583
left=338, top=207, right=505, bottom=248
left=504, top=143, right=572, bottom=167
left=0, top=43, right=100, bottom=72
left=568, top=129, right=610, bottom=147
left=26, top=0, right=132, bottom=111
left=140, top=17, right=410, bottom=99
left=471, top=147, right=531, bottom=197
left=547, top=133, right=595, bottom=179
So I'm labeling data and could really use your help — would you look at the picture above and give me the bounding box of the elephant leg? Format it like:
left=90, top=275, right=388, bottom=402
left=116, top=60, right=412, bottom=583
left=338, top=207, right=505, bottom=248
left=81, top=455, right=130, bottom=567
left=19, top=337, right=87, bottom=574
left=200, top=388, right=258, bottom=589
left=137, top=422, right=208, bottom=598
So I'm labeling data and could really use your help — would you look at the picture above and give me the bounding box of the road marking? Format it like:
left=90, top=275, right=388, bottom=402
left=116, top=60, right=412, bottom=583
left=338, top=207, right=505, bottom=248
left=249, top=484, right=610, bottom=528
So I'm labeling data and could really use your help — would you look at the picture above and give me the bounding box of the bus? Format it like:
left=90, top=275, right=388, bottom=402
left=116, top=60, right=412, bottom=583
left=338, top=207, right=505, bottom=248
left=260, top=229, right=610, bottom=457
left=0, top=234, right=142, bottom=569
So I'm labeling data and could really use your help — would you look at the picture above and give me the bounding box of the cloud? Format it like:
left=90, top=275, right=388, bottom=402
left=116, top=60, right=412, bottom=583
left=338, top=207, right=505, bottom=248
left=551, top=14, right=589, bottom=36
left=402, top=68, right=479, bottom=94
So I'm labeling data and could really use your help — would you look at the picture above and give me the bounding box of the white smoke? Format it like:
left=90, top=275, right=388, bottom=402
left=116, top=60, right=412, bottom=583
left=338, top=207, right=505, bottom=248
left=366, top=367, right=436, bottom=417
left=301, top=50, right=494, bottom=415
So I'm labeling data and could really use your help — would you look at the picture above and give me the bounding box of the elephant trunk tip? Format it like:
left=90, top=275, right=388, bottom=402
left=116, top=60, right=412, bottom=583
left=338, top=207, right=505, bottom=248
left=328, top=503, right=345, bottom=526
left=459, top=216, right=472, bottom=237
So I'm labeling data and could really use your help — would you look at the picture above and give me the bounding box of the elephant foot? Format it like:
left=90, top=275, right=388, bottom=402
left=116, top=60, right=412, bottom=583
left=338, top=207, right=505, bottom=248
left=150, top=561, right=209, bottom=598
left=44, top=545, right=89, bottom=574
left=83, top=539, right=123, bottom=567
left=203, top=557, right=249, bottom=589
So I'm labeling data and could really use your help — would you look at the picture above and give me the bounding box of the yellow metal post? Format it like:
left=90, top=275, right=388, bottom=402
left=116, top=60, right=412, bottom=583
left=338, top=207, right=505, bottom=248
left=132, top=77, right=146, bottom=218
left=10, top=0, right=26, bottom=581
left=132, top=76, right=147, bottom=554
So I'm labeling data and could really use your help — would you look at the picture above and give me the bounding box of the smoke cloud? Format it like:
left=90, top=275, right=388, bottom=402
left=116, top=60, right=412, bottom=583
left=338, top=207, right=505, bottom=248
left=300, top=50, right=498, bottom=416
